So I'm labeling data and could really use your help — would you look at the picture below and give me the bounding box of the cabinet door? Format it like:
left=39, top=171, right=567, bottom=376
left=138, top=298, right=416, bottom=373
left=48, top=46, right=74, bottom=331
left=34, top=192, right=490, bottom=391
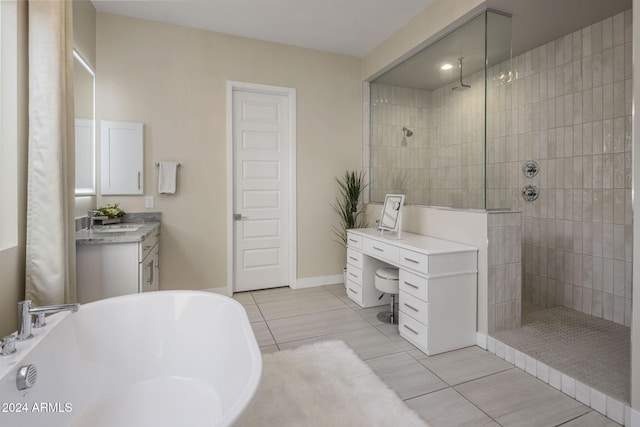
left=101, top=120, right=144, bottom=195
left=140, top=247, right=159, bottom=292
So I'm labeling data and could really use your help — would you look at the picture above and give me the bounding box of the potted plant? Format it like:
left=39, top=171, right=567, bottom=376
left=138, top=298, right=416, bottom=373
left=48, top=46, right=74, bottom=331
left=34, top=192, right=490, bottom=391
left=95, top=203, right=126, bottom=225
left=332, top=170, right=368, bottom=286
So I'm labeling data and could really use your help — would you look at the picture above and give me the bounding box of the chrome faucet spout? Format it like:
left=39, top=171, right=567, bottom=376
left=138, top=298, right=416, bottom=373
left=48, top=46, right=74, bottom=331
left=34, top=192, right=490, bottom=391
left=17, top=300, right=80, bottom=341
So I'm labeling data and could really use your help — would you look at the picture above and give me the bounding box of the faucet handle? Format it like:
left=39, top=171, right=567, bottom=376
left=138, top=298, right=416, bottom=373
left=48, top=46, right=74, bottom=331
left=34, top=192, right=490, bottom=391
left=33, top=313, right=47, bottom=329
left=0, top=335, right=16, bottom=356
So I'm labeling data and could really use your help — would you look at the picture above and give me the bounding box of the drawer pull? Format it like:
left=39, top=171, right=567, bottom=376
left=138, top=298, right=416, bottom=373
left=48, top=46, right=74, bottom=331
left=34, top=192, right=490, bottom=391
left=403, top=303, right=419, bottom=312
left=373, top=246, right=384, bottom=252
left=349, top=272, right=358, bottom=278
left=403, top=325, right=419, bottom=335
left=348, top=238, right=358, bottom=243
left=348, top=288, right=358, bottom=294
left=404, top=257, right=420, bottom=264
left=403, top=281, right=419, bottom=289
left=349, top=256, right=358, bottom=261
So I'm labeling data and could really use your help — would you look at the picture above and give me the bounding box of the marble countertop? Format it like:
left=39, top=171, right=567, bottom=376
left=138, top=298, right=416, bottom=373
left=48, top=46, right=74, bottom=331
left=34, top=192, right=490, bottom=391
left=76, top=222, right=160, bottom=245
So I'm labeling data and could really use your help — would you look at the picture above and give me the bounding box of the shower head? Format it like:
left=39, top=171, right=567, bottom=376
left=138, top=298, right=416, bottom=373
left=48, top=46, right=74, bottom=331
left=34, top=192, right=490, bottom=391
left=402, top=127, right=413, bottom=137
left=451, top=57, right=471, bottom=91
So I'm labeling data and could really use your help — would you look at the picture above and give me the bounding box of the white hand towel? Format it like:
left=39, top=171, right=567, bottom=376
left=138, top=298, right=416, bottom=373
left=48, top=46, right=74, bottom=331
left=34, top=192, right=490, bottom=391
left=158, top=162, right=178, bottom=194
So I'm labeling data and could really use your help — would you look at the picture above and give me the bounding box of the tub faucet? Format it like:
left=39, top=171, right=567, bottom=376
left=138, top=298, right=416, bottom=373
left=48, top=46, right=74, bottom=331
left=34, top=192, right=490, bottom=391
left=17, top=300, right=80, bottom=341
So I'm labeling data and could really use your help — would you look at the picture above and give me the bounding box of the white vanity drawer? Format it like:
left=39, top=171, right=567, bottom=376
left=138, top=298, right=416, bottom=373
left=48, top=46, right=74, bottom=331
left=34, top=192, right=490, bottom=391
left=346, top=232, right=363, bottom=249
left=399, top=269, right=428, bottom=302
left=399, top=291, right=428, bottom=325
left=346, top=264, right=363, bottom=286
left=399, top=312, right=428, bottom=352
left=363, top=238, right=399, bottom=264
left=346, top=248, right=363, bottom=269
left=400, top=249, right=428, bottom=274
left=345, top=280, right=363, bottom=305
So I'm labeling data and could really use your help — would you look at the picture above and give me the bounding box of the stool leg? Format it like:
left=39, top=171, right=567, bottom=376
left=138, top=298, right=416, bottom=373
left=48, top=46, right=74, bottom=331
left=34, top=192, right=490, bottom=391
left=389, top=294, right=396, bottom=324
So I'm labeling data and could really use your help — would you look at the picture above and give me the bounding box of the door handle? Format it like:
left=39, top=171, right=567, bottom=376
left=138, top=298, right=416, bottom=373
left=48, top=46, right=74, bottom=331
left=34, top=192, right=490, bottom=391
left=233, top=213, right=248, bottom=221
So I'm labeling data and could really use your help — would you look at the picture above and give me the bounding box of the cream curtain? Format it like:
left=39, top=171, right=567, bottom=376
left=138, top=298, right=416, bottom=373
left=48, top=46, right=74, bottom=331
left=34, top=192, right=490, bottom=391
left=25, top=0, right=76, bottom=305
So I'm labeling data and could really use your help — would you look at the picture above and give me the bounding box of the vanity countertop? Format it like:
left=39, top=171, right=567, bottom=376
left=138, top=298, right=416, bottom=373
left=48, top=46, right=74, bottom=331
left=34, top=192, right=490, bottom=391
left=76, top=222, right=160, bottom=245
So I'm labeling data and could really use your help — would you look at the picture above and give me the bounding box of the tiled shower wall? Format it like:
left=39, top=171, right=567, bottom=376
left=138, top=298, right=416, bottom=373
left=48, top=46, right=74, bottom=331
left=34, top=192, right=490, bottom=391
left=486, top=10, right=633, bottom=326
left=370, top=74, right=485, bottom=208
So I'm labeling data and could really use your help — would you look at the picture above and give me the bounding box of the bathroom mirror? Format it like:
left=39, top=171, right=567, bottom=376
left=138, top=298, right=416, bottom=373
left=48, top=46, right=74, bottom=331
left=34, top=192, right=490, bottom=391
left=368, top=11, right=512, bottom=209
left=378, top=194, right=405, bottom=231
left=74, top=51, right=95, bottom=195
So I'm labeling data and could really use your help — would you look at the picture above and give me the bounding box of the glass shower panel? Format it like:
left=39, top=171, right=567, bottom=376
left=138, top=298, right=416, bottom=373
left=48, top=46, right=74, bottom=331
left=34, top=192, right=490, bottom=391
left=369, top=11, right=512, bottom=209
left=485, top=12, right=514, bottom=210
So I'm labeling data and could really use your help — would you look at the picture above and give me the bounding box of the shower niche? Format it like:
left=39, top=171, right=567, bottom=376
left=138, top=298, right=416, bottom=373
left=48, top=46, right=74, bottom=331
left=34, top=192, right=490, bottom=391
left=368, top=10, right=512, bottom=208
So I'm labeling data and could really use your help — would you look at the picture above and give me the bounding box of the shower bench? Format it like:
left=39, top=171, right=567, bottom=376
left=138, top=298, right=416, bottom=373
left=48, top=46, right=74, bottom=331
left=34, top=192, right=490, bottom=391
left=346, top=228, right=478, bottom=355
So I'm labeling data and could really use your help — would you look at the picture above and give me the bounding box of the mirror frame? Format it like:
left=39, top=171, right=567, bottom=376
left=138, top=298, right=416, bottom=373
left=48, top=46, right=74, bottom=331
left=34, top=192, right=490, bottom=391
left=73, top=50, right=96, bottom=196
left=378, top=194, right=405, bottom=231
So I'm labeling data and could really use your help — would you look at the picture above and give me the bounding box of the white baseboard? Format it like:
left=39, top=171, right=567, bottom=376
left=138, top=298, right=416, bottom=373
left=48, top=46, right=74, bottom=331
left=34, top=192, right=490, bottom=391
left=202, top=287, right=231, bottom=296
left=292, top=274, right=343, bottom=289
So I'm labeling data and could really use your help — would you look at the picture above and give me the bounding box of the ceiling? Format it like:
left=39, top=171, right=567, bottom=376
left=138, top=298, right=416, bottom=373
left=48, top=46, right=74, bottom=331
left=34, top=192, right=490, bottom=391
left=91, top=0, right=434, bottom=57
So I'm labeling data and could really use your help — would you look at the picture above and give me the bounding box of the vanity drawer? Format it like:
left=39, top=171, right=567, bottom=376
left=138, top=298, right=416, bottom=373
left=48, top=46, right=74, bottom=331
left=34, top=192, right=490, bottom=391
left=399, top=269, right=428, bottom=302
left=363, top=238, right=399, bottom=264
left=399, top=312, right=428, bottom=352
left=345, top=280, right=363, bottom=305
left=346, top=232, right=363, bottom=249
left=399, top=291, right=429, bottom=325
left=346, top=248, right=363, bottom=269
left=139, top=232, right=159, bottom=262
left=400, top=249, right=428, bottom=274
left=346, top=264, right=363, bottom=286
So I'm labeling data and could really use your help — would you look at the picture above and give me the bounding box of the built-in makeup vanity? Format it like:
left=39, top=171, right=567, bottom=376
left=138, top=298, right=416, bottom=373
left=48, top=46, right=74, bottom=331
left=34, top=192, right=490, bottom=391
left=346, top=228, right=478, bottom=355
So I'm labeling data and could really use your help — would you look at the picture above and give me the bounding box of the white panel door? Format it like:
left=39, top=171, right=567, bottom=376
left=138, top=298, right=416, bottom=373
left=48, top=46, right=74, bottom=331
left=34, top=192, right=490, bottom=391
left=233, top=90, right=290, bottom=291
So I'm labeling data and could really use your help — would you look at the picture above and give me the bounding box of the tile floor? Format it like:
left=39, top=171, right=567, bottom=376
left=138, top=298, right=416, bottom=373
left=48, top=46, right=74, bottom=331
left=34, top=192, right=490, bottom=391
left=492, top=303, right=630, bottom=404
left=233, top=284, right=622, bottom=427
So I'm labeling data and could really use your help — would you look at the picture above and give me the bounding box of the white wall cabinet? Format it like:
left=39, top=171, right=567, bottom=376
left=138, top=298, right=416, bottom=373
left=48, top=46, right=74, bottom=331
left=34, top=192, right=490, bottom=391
left=77, top=227, right=160, bottom=303
left=101, top=120, right=144, bottom=195
left=346, top=228, right=478, bottom=356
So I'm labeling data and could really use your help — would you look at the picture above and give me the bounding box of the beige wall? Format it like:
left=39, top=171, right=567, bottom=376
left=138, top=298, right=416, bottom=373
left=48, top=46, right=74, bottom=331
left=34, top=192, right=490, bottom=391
left=0, top=0, right=28, bottom=337
left=362, top=0, right=485, bottom=80
left=95, top=13, right=363, bottom=290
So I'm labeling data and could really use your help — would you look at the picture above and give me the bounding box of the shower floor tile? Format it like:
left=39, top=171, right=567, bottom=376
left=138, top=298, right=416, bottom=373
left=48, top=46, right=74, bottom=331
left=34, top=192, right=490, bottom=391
left=492, top=303, right=630, bottom=403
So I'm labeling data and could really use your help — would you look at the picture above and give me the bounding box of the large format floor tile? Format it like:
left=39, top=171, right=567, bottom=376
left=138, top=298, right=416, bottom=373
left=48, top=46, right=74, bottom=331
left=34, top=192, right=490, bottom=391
left=366, top=352, right=448, bottom=400
left=277, top=325, right=404, bottom=360
left=411, top=345, right=513, bottom=386
left=406, top=387, right=499, bottom=427
left=455, top=369, right=590, bottom=427
left=240, top=285, right=621, bottom=427
left=265, top=307, right=370, bottom=343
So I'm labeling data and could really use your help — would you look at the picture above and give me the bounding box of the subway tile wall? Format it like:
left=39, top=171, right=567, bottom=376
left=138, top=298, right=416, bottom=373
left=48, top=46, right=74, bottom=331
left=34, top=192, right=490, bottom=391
left=488, top=212, right=523, bottom=333
left=487, top=10, right=633, bottom=326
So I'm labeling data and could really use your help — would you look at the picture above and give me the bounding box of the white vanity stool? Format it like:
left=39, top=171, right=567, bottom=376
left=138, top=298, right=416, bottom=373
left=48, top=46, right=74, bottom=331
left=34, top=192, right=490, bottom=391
left=374, top=267, right=399, bottom=324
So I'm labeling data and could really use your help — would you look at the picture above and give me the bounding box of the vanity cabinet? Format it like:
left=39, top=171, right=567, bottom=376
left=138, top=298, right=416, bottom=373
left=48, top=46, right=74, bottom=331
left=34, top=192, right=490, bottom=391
left=346, top=228, right=478, bottom=355
left=77, top=225, right=160, bottom=303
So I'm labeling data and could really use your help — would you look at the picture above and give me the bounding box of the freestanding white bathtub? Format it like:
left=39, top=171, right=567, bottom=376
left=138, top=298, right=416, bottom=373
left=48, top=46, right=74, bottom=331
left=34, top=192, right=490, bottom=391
left=0, top=291, right=262, bottom=427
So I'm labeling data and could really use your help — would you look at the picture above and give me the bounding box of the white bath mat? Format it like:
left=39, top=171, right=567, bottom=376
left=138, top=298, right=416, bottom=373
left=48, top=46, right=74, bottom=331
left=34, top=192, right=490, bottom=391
left=242, top=340, right=429, bottom=427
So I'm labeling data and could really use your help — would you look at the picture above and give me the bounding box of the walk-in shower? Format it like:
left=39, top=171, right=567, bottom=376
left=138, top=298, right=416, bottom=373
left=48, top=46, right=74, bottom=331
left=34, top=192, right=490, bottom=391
left=367, top=5, right=633, bottom=406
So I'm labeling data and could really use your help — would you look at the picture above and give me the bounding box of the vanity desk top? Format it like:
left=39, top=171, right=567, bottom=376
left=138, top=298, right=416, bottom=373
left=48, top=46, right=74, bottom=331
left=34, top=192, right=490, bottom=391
left=348, top=228, right=478, bottom=256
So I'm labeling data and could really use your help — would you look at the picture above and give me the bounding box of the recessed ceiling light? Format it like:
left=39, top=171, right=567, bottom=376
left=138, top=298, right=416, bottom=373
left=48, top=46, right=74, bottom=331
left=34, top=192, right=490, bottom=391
left=440, top=63, right=453, bottom=71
